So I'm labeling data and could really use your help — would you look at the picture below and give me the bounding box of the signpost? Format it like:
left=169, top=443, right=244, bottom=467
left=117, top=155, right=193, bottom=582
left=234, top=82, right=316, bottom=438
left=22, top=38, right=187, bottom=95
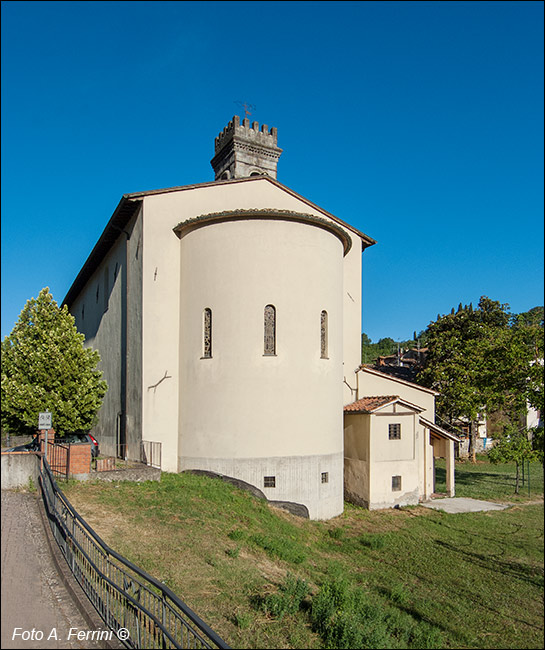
left=38, top=412, right=52, bottom=430
left=38, top=411, right=52, bottom=459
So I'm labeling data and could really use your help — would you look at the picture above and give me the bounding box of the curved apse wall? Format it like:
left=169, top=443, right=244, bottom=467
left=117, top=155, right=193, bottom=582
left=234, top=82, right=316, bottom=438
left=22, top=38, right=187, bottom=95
left=176, top=211, right=347, bottom=519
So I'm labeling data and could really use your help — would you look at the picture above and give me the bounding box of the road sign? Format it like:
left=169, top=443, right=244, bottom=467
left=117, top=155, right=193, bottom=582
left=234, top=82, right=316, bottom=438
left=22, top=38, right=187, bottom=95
left=38, top=411, right=52, bottom=429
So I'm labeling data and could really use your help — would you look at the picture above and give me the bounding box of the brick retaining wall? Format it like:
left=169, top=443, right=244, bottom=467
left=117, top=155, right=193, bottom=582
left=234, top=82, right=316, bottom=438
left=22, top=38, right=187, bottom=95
left=68, top=444, right=91, bottom=476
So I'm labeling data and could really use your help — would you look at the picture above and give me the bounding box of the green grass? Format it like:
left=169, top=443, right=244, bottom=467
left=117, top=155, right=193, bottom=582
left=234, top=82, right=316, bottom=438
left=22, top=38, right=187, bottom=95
left=435, top=455, right=544, bottom=502
left=62, top=458, right=544, bottom=649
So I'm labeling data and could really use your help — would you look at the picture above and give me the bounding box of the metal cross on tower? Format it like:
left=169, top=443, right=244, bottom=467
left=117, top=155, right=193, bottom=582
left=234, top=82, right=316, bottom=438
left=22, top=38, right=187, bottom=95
left=235, top=101, right=256, bottom=119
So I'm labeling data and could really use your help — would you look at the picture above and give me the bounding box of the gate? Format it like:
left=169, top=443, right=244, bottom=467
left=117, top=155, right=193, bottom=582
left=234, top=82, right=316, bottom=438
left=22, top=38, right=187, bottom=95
left=45, top=440, right=70, bottom=480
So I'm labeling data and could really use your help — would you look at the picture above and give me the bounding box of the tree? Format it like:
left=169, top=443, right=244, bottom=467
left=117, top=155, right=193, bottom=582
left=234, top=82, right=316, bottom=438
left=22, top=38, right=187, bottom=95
left=1, top=288, right=107, bottom=437
left=417, top=297, right=543, bottom=463
left=487, top=423, right=538, bottom=493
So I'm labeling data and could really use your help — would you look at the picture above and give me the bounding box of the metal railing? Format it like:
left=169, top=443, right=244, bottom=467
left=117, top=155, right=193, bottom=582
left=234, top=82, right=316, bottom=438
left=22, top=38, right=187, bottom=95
left=44, top=440, right=70, bottom=480
left=141, top=440, right=162, bottom=469
left=39, top=458, right=230, bottom=649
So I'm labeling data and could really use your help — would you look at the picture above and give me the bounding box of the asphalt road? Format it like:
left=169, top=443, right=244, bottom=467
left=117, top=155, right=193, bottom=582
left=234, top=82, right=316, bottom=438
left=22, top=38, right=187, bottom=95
left=1, top=490, right=107, bottom=649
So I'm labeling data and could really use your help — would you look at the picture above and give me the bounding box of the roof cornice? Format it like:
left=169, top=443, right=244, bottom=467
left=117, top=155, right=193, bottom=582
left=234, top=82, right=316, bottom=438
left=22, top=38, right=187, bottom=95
left=125, top=175, right=376, bottom=250
left=63, top=175, right=375, bottom=308
left=63, top=196, right=141, bottom=308
left=173, top=208, right=353, bottom=255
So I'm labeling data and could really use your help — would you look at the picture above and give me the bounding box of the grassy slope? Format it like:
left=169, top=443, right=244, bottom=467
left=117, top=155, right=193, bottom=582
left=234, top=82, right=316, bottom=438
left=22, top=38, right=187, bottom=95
left=62, top=459, right=544, bottom=649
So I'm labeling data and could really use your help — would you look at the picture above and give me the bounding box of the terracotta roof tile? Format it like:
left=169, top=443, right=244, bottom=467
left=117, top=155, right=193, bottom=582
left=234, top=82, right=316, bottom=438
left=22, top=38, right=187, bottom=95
left=344, top=396, right=399, bottom=413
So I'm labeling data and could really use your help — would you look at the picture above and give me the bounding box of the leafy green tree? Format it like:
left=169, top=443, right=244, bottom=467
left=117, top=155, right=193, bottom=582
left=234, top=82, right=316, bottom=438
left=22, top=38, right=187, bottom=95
left=1, top=288, right=107, bottom=436
left=418, top=297, right=543, bottom=463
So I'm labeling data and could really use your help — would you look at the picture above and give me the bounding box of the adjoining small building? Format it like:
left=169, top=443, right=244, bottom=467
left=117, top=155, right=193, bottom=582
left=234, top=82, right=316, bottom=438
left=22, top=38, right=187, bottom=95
left=343, top=367, right=457, bottom=509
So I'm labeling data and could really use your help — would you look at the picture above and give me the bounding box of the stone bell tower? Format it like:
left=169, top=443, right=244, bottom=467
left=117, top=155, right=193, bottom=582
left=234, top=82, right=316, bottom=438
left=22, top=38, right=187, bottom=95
left=211, top=116, right=283, bottom=180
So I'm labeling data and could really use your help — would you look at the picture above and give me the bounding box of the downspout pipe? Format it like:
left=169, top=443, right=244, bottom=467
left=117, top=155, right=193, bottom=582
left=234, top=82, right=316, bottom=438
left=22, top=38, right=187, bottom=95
left=111, top=225, right=130, bottom=460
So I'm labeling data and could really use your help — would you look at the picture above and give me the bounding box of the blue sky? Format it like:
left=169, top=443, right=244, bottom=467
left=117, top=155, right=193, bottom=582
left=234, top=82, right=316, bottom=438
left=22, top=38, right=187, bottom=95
left=2, top=0, right=543, bottom=342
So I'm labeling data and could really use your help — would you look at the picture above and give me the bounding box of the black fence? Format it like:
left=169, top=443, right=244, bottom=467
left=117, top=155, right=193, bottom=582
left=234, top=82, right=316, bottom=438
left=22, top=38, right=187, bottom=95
left=39, top=458, right=230, bottom=649
left=44, top=440, right=70, bottom=480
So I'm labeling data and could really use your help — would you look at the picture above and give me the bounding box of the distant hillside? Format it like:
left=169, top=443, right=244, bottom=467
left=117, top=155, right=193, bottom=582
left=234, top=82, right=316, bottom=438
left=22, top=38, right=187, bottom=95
left=362, top=305, right=543, bottom=366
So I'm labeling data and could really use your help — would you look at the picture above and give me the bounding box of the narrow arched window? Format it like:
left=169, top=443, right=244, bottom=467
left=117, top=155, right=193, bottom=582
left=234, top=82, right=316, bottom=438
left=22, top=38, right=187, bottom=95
left=203, top=308, right=212, bottom=358
left=320, top=310, right=328, bottom=358
left=264, top=305, right=276, bottom=356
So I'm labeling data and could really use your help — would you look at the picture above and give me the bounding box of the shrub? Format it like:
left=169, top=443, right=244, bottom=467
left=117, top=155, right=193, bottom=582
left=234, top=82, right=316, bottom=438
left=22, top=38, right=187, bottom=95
left=261, top=573, right=310, bottom=619
left=250, top=533, right=306, bottom=564
left=309, top=578, right=443, bottom=649
left=233, top=611, right=252, bottom=629
left=328, top=527, right=346, bottom=540
left=360, top=533, right=388, bottom=549
left=228, top=529, right=245, bottom=541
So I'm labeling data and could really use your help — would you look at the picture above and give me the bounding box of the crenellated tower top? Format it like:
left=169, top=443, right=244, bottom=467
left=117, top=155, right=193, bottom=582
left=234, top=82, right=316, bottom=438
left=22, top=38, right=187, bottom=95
left=210, top=116, right=283, bottom=181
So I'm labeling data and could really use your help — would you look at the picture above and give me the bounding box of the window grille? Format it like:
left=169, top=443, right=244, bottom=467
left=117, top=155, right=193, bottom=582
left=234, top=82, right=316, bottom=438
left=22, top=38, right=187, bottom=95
left=321, top=472, right=329, bottom=484
left=203, top=308, right=212, bottom=358
left=392, top=475, right=402, bottom=491
left=264, top=305, right=276, bottom=355
left=389, top=423, right=401, bottom=440
left=264, top=476, right=276, bottom=488
left=320, top=310, right=328, bottom=358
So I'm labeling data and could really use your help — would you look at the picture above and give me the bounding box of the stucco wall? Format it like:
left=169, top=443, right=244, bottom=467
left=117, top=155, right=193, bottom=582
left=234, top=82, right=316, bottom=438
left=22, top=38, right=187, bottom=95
left=180, top=452, right=343, bottom=520
left=358, top=368, right=436, bottom=420
left=70, top=236, right=125, bottom=456
left=1, top=452, right=39, bottom=489
left=368, top=411, right=420, bottom=509
left=70, top=208, right=143, bottom=459
left=126, top=208, right=143, bottom=460
left=342, top=242, right=362, bottom=405
left=140, top=178, right=362, bottom=480
left=344, top=413, right=370, bottom=506
left=371, top=413, right=416, bottom=462
left=176, top=216, right=344, bottom=519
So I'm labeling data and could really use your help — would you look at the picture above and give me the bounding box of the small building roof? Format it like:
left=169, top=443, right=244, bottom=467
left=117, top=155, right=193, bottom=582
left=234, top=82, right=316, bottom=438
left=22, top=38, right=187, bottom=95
left=344, top=395, right=424, bottom=414
left=357, top=366, right=439, bottom=396
left=420, top=417, right=460, bottom=442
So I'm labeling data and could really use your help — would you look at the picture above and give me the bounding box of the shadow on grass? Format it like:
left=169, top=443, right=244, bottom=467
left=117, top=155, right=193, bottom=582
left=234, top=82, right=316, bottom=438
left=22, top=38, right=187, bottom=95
left=456, top=469, right=513, bottom=482
left=434, top=465, right=516, bottom=493
left=373, top=585, right=470, bottom=647
left=434, top=539, right=544, bottom=590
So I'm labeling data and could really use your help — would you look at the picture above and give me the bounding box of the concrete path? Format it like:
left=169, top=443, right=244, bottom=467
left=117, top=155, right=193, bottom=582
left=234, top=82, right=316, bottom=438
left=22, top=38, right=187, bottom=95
left=1, top=491, right=111, bottom=649
left=421, top=496, right=510, bottom=513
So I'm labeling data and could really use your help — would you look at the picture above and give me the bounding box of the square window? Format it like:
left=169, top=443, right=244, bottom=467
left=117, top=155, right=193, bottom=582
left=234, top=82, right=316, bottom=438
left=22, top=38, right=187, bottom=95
left=321, top=472, right=329, bottom=484
left=389, top=423, right=401, bottom=440
left=392, top=475, right=402, bottom=491
left=264, top=476, right=276, bottom=488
